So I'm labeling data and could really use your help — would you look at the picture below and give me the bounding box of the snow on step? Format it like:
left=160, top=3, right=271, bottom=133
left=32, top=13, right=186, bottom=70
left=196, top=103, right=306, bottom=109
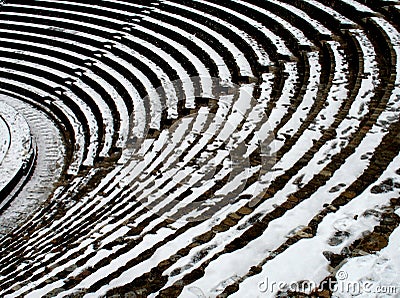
left=371, top=17, right=400, bottom=48
left=110, top=94, right=235, bottom=202
left=0, top=114, right=10, bottom=166
left=122, top=33, right=197, bottom=109
left=370, top=17, right=400, bottom=129
left=0, top=11, right=123, bottom=35
left=52, top=100, right=85, bottom=175
left=340, top=0, right=375, bottom=13
left=231, top=0, right=313, bottom=47
left=303, top=0, right=356, bottom=26
left=5, top=3, right=129, bottom=26
left=34, top=0, right=140, bottom=18
left=273, top=41, right=348, bottom=167
left=55, top=95, right=97, bottom=167
left=86, top=0, right=153, bottom=10
left=371, top=17, right=400, bottom=89
left=267, top=62, right=299, bottom=127
left=57, top=228, right=175, bottom=297
left=115, top=97, right=238, bottom=227
left=170, top=43, right=347, bottom=295
left=131, top=89, right=258, bottom=227
left=154, top=195, right=273, bottom=296
left=277, top=30, right=377, bottom=190
left=158, top=107, right=210, bottom=172
left=43, top=131, right=176, bottom=240
left=121, top=115, right=208, bottom=204
left=1, top=1, right=400, bottom=297
left=0, top=101, right=32, bottom=202
left=0, top=28, right=132, bottom=147
left=128, top=24, right=214, bottom=97
left=138, top=15, right=232, bottom=82
left=151, top=7, right=254, bottom=77
left=235, top=152, right=400, bottom=297
left=44, top=86, right=260, bottom=296
left=0, top=56, right=104, bottom=163
left=159, top=0, right=272, bottom=67
left=275, top=51, right=321, bottom=144
left=194, top=0, right=292, bottom=57
left=0, top=19, right=137, bottom=143
left=104, top=49, right=174, bottom=122
left=237, top=60, right=298, bottom=162
left=0, top=94, right=64, bottom=249
left=334, top=214, right=400, bottom=297
left=243, top=72, right=275, bottom=161
left=266, top=0, right=332, bottom=36
left=178, top=129, right=386, bottom=297
left=0, top=78, right=84, bottom=177
left=216, top=57, right=398, bottom=295
left=346, top=29, right=379, bottom=121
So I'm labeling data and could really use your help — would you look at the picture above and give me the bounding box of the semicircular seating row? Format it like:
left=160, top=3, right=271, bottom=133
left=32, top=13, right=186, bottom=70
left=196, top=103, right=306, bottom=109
left=0, top=0, right=399, bottom=297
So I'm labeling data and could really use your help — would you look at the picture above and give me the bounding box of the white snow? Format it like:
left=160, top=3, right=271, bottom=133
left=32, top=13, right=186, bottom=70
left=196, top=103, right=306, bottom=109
left=266, top=0, right=331, bottom=36
left=334, top=233, right=400, bottom=297
left=340, top=0, right=375, bottom=13
left=0, top=25, right=134, bottom=146
left=231, top=0, right=313, bottom=47
left=127, top=24, right=215, bottom=97
left=371, top=17, right=400, bottom=47
left=1, top=1, right=400, bottom=298
left=159, top=0, right=272, bottom=67
left=225, top=144, right=400, bottom=298
left=0, top=93, right=64, bottom=233
left=138, top=15, right=232, bottom=82
left=151, top=6, right=254, bottom=77
left=0, top=101, right=32, bottom=197
left=303, top=0, right=355, bottom=25
left=194, top=0, right=293, bottom=57
left=275, top=51, right=321, bottom=143
left=0, top=115, right=10, bottom=166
